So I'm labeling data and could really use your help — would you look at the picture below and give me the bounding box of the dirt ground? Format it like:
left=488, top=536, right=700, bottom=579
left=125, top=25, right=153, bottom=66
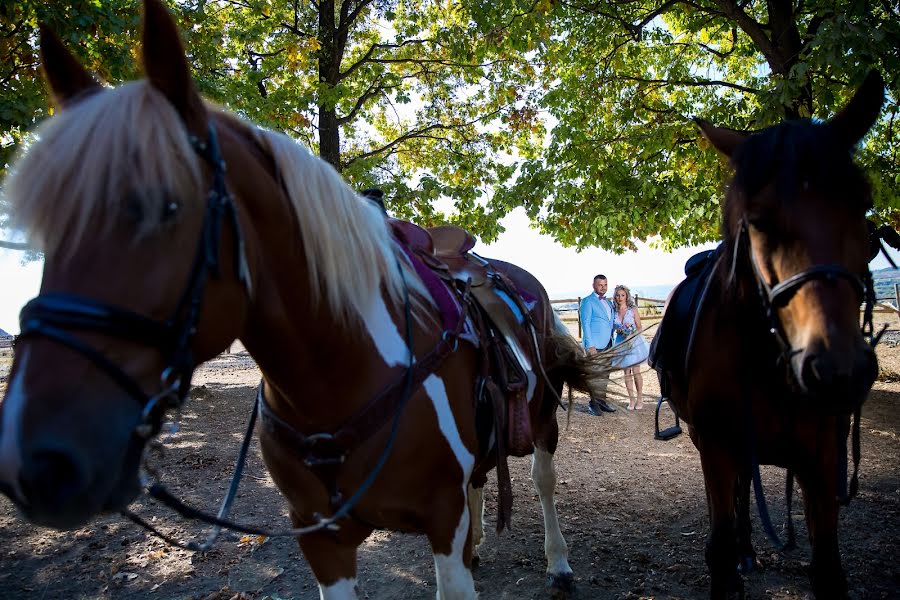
left=0, top=316, right=898, bottom=600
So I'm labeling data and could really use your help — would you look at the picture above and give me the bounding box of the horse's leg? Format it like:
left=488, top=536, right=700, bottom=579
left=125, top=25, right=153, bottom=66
left=735, top=473, right=757, bottom=574
left=467, top=483, right=485, bottom=568
left=796, top=466, right=847, bottom=598
left=532, top=443, right=575, bottom=595
left=292, top=512, right=370, bottom=600
left=699, top=447, right=743, bottom=599
left=427, top=484, right=476, bottom=600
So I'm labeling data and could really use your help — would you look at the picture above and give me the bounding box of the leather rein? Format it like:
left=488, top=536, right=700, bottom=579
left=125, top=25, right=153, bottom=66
left=15, top=120, right=470, bottom=550
left=731, top=216, right=894, bottom=550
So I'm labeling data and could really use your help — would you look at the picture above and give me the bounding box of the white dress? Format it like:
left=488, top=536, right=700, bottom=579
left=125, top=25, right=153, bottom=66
left=612, top=307, right=650, bottom=368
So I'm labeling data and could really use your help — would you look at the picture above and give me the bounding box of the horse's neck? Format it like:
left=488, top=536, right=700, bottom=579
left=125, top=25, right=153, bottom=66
left=231, top=190, right=399, bottom=425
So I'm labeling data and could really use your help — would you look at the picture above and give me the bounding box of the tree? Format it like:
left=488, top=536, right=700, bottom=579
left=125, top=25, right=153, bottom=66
left=3, top=1, right=897, bottom=252
left=1, top=1, right=549, bottom=242
left=171, top=0, right=555, bottom=238
left=0, top=1, right=139, bottom=239
left=494, top=0, right=900, bottom=250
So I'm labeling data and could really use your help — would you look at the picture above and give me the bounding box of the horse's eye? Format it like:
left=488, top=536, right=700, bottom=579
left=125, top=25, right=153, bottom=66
left=748, top=215, right=774, bottom=233
left=162, top=200, right=181, bottom=222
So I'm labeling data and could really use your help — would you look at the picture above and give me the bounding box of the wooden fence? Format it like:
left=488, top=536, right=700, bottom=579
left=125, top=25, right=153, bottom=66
left=551, top=294, right=667, bottom=339
left=553, top=288, right=900, bottom=339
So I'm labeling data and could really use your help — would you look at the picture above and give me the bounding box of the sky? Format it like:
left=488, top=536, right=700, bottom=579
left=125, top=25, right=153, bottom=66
left=2, top=207, right=897, bottom=335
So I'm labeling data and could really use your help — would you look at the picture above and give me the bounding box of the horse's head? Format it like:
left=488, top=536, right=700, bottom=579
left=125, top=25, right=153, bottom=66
left=0, top=0, right=264, bottom=528
left=697, top=72, right=884, bottom=410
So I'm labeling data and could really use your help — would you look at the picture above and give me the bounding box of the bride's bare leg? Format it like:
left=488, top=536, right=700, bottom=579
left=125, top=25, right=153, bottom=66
left=623, top=367, right=635, bottom=409
left=634, top=368, right=644, bottom=409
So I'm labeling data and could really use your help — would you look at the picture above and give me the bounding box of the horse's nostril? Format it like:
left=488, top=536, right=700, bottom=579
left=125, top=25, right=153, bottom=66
left=20, top=448, right=87, bottom=507
left=801, top=354, right=822, bottom=390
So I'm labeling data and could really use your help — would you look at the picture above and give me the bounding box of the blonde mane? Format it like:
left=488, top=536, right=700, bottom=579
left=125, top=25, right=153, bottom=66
left=250, top=126, right=427, bottom=322
left=5, top=81, right=203, bottom=256
left=5, top=80, right=427, bottom=324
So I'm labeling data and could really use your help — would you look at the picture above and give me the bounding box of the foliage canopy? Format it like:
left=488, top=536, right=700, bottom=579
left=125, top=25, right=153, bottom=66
left=1, top=0, right=897, bottom=252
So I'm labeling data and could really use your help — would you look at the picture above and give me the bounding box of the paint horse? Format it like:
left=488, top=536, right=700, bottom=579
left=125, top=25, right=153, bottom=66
left=655, top=72, right=884, bottom=598
left=0, top=1, right=609, bottom=598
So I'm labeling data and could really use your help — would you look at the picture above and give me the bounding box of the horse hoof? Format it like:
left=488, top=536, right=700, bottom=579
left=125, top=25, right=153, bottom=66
left=546, top=571, right=576, bottom=597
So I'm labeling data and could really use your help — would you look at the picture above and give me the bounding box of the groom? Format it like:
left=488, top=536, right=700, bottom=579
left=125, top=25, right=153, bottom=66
left=579, top=274, right=617, bottom=415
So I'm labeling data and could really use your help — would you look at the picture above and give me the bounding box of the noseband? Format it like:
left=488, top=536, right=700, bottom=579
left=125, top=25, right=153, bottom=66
left=735, top=217, right=876, bottom=369
left=17, top=123, right=251, bottom=437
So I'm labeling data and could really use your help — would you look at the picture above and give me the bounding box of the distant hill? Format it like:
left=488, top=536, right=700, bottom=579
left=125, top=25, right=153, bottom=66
left=873, top=268, right=900, bottom=305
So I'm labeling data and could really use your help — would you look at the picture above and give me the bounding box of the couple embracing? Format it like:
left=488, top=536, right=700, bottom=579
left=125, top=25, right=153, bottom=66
left=579, top=274, right=650, bottom=413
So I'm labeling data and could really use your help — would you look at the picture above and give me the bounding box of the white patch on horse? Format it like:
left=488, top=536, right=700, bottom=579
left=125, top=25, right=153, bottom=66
left=318, top=577, right=359, bottom=600
left=425, top=375, right=476, bottom=597
left=433, top=503, right=476, bottom=599
left=0, top=348, right=28, bottom=503
left=363, top=294, right=409, bottom=367
left=532, top=447, right=572, bottom=577
left=423, top=375, right=473, bottom=471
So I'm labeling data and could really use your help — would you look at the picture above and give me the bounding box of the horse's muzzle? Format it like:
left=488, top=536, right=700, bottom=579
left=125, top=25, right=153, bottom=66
left=11, top=432, right=144, bottom=530
left=795, top=345, right=877, bottom=409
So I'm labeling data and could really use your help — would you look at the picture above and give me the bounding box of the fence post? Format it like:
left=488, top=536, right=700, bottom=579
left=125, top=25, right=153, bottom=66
left=577, top=296, right=581, bottom=339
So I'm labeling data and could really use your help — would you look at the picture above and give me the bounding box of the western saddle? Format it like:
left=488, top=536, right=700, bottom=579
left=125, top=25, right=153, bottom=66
left=390, top=218, right=547, bottom=530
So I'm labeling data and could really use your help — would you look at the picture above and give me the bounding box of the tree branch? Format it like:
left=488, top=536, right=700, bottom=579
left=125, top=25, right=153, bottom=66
left=617, top=74, right=759, bottom=94
left=0, top=240, right=30, bottom=250
left=342, top=108, right=503, bottom=170
left=336, top=79, right=385, bottom=125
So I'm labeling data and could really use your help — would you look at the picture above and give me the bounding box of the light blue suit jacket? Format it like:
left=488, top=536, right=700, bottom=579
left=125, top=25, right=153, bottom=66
left=580, top=293, right=614, bottom=350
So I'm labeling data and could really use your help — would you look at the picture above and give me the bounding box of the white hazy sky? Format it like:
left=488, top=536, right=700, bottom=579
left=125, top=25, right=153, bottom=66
left=1, top=207, right=897, bottom=334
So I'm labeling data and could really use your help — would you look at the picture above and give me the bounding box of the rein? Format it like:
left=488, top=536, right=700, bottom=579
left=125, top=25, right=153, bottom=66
left=731, top=216, right=892, bottom=550
left=123, top=265, right=472, bottom=550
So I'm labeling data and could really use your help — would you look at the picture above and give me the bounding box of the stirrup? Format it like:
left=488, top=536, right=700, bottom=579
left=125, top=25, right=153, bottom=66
left=654, top=396, right=682, bottom=441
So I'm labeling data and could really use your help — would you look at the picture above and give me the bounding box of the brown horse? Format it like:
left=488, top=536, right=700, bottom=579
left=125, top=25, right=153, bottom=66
left=0, top=2, right=609, bottom=597
left=661, top=73, right=884, bottom=598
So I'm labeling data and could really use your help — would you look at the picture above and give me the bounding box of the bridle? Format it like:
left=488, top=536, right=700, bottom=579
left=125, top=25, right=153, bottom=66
left=733, top=216, right=879, bottom=374
left=14, top=119, right=471, bottom=550
left=731, top=215, right=890, bottom=550
left=17, top=122, right=251, bottom=439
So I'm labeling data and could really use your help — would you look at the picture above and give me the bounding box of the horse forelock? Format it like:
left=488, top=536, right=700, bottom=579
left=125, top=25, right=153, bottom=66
left=5, top=78, right=430, bottom=327
left=4, top=81, right=203, bottom=257
left=722, top=119, right=871, bottom=245
left=249, top=127, right=431, bottom=327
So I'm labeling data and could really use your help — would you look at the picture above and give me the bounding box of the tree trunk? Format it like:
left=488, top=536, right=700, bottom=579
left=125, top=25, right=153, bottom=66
left=317, top=0, right=342, bottom=170
left=766, top=0, right=813, bottom=119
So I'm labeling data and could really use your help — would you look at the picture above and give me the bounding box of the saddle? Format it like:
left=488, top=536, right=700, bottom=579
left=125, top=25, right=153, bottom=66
left=649, top=247, right=721, bottom=379
left=647, top=248, right=722, bottom=441
left=390, top=219, right=543, bottom=531
left=391, top=219, right=537, bottom=454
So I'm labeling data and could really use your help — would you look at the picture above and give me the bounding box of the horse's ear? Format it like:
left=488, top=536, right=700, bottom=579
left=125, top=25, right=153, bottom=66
left=694, top=118, right=746, bottom=158
left=827, top=71, right=885, bottom=150
left=39, top=24, right=100, bottom=108
left=141, top=0, right=207, bottom=136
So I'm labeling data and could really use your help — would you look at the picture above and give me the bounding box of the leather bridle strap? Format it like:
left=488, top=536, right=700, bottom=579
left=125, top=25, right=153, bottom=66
left=739, top=218, right=872, bottom=365
left=767, top=265, right=865, bottom=308
left=16, top=122, right=249, bottom=430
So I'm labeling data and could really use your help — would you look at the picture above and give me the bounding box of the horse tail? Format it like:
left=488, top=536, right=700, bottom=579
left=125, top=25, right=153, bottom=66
left=544, top=313, right=621, bottom=426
